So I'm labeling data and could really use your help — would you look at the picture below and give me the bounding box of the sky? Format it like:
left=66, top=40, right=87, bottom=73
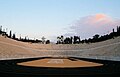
left=0, top=0, right=120, bottom=42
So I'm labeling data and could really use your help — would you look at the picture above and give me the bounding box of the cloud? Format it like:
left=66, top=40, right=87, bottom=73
left=65, top=13, right=120, bottom=39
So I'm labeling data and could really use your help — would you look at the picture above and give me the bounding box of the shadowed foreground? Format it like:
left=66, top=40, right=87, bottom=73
left=0, top=57, right=120, bottom=77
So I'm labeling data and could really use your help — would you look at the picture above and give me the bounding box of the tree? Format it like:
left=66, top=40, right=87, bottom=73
left=93, top=34, right=100, bottom=42
left=93, top=34, right=99, bottom=39
left=117, top=26, right=120, bottom=36
left=57, top=36, right=60, bottom=44
left=56, top=35, right=64, bottom=44
left=73, top=36, right=80, bottom=44
left=70, top=37, right=73, bottom=44
left=0, top=26, right=2, bottom=31
left=19, top=34, right=22, bottom=40
left=9, top=30, right=12, bottom=38
left=41, top=36, right=46, bottom=44
left=60, top=35, right=64, bottom=44
left=0, top=26, right=2, bottom=34
left=46, top=40, right=50, bottom=44
left=13, top=33, right=16, bottom=39
left=25, top=36, right=27, bottom=41
left=64, top=37, right=71, bottom=44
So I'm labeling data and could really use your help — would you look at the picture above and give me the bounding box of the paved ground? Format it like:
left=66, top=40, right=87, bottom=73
left=0, top=57, right=120, bottom=77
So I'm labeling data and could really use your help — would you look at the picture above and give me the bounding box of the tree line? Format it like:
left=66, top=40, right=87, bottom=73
left=56, top=26, right=120, bottom=44
left=0, top=26, right=50, bottom=44
left=1, top=25, right=120, bottom=44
